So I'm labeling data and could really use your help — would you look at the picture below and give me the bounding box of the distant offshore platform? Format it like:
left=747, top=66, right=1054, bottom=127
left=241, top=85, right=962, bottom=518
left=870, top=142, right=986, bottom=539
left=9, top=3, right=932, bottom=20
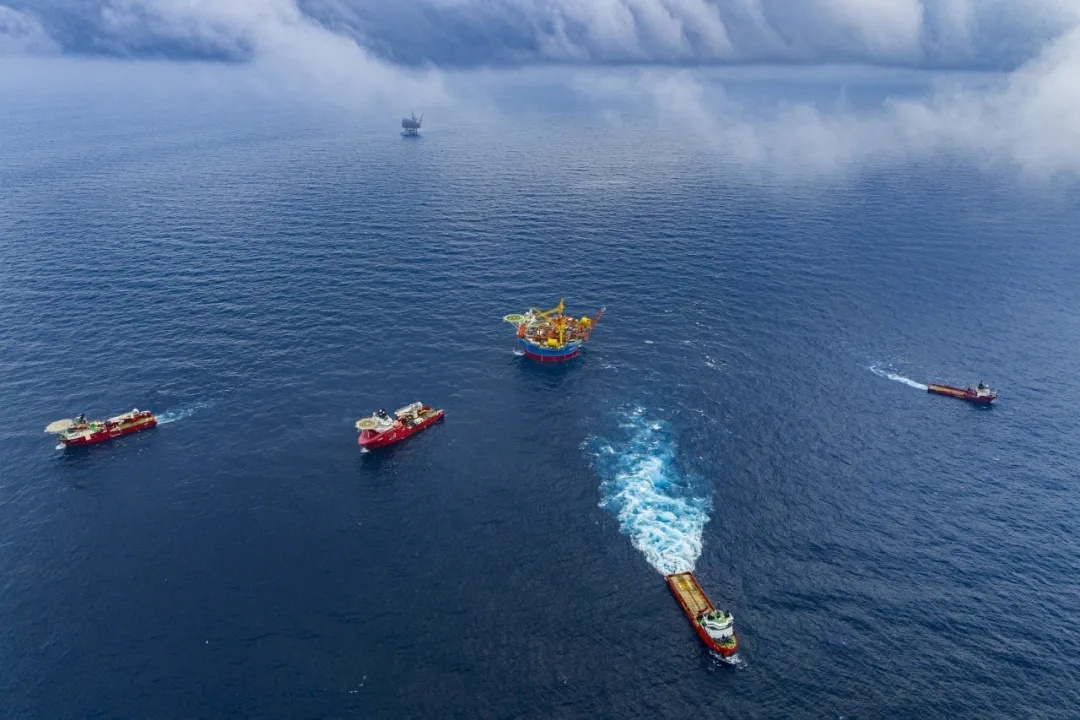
left=401, top=111, right=422, bottom=137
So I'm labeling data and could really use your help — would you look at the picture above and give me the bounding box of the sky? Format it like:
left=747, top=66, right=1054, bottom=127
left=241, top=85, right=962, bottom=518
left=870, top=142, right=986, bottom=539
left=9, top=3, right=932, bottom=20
left=2, top=0, right=1080, bottom=176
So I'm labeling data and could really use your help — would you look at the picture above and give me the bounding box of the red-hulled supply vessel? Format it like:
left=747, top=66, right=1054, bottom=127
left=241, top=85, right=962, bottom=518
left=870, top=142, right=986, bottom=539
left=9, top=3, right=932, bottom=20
left=928, top=382, right=997, bottom=404
left=355, top=402, right=444, bottom=449
left=46, top=409, right=157, bottom=447
left=666, top=571, right=739, bottom=658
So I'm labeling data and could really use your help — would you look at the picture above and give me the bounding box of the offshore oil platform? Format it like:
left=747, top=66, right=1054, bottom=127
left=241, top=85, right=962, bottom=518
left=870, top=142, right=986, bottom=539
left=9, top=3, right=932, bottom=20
left=401, top=111, right=422, bottom=137
left=503, top=299, right=605, bottom=362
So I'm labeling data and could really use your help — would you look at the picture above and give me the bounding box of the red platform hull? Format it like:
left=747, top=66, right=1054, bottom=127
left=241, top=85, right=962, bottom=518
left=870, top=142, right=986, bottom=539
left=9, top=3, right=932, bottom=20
left=522, top=347, right=580, bottom=363
left=358, top=409, right=444, bottom=449
left=60, top=413, right=157, bottom=446
left=928, top=384, right=996, bottom=404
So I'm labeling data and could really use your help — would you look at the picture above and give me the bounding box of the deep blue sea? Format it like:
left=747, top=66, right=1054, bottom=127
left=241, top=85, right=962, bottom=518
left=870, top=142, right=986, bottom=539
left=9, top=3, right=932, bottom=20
left=2, top=63, right=1080, bottom=718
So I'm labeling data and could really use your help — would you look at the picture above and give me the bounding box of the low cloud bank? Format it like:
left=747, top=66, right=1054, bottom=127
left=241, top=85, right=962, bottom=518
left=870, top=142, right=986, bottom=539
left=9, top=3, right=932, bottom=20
left=6, top=0, right=1079, bottom=70
left=3, top=0, right=1079, bottom=177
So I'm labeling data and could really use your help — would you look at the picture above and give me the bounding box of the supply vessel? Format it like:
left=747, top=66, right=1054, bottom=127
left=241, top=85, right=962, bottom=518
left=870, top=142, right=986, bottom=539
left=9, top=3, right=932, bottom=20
left=927, top=382, right=997, bottom=404
left=45, top=409, right=157, bottom=447
left=356, top=402, right=444, bottom=449
left=503, top=299, right=604, bottom=362
left=666, top=571, right=738, bottom=657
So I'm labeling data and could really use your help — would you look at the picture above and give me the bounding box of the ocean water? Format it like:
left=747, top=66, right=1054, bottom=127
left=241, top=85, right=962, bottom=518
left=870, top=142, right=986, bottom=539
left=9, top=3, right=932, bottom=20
left=2, top=66, right=1080, bottom=718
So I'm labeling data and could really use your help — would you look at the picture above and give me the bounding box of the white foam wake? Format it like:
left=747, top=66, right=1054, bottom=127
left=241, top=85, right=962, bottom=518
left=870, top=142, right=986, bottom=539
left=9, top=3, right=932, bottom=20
left=156, top=402, right=211, bottom=425
left=588, top=408, right=712, bottom=576
left=869, top=365, right=928, bottom=391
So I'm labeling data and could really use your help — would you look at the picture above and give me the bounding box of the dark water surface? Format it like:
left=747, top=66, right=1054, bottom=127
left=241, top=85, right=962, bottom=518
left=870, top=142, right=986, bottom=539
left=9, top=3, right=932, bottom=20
left=2, top=74, right=1079, bottom=718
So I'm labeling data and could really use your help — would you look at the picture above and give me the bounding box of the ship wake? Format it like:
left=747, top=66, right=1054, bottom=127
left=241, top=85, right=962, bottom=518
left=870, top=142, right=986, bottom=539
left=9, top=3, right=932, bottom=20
left=869, top=364, right=927, bottom=391
left=588, top=408, right=712, bottom=576
left=157, top=402, right=211, bottom=425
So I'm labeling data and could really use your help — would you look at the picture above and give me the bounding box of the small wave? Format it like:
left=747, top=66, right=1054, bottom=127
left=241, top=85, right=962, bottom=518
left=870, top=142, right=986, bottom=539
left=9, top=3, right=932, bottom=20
left=512, top=349, right=525, bottom=357
left=869, top=365, right=927, bottom=391
left=588, top=408, right=712, bottom=576
left=156, top=402, right=211, bottom=425
left=713, top=652, right=745, bottom=668
left=577, top=177, right=630, bottom=189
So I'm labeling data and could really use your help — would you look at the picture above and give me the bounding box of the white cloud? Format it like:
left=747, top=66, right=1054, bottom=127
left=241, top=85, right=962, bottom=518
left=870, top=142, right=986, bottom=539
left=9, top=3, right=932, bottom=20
left=99, top=0, right=449, bottom=111
left=922, top=0, right=975, bottom=57
left=673, top=0, right=735, bottom=56
left=812, top=0, right=924, bottom=60
left=382, top=0, right=1076, bottom=67
left=602, top=16, right=1080, bottom=177
left=0, top=5, right=58, bottom=56
left=13, top=0, right=1079, bottom=70
left=553, top=0, right=642, bottom=58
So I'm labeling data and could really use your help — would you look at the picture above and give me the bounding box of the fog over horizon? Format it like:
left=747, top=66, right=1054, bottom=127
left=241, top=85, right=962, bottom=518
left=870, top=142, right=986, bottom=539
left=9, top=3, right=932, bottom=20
left=3, top=0, right=1079, bottom=177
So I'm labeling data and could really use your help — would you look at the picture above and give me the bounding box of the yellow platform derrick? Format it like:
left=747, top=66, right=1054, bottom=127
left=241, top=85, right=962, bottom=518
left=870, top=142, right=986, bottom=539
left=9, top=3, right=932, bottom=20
left=530, top=298, right=565, bottom=320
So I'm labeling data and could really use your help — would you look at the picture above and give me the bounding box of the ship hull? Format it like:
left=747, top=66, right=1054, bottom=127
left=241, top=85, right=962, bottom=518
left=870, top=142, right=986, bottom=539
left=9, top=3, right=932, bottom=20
left=359, top=409, right=444, bottom=449
left=519, top=339, right=582, bottom=363
left=60, top=415, right=157, bottom=447
left=927, top=383, right=996, bottom=404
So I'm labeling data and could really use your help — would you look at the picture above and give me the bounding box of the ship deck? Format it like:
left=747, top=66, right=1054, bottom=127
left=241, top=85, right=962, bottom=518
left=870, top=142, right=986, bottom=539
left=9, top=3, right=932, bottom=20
left=929, top=384, right=968, bottom=397
left=668, top=572, right=714, bottom=617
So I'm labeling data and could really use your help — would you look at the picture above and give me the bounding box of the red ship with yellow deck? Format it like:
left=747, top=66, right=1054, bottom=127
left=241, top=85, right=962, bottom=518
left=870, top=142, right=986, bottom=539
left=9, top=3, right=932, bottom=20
left=928, top=382, right=997, bottom=404
left=666, top=571, right=739, bottom=657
